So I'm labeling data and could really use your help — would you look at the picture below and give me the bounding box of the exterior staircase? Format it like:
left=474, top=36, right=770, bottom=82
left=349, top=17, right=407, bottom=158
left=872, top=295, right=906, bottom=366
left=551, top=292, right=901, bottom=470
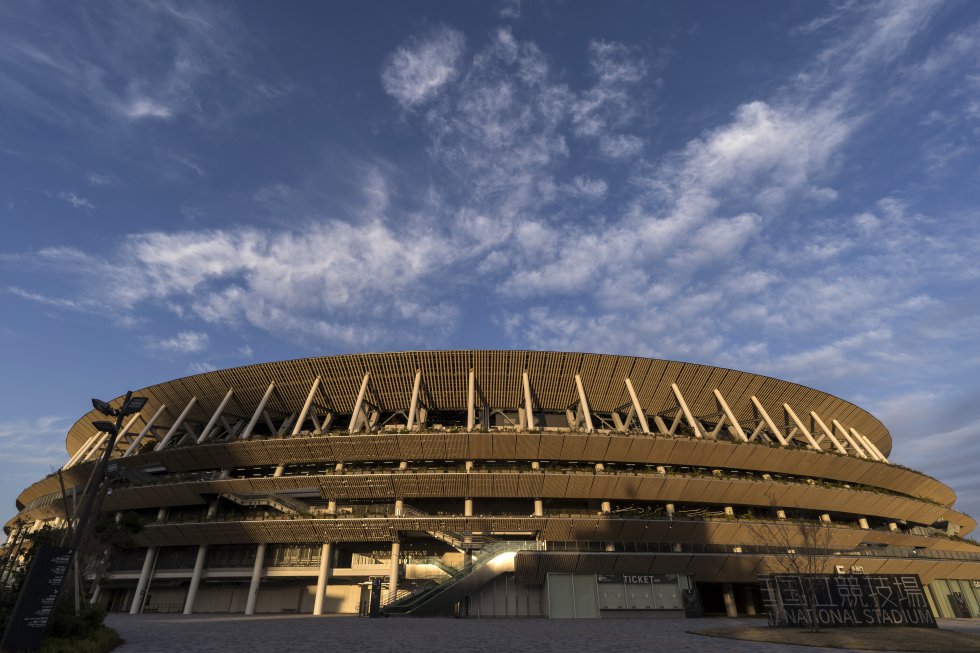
left=219, top=492, right=314, bottom=517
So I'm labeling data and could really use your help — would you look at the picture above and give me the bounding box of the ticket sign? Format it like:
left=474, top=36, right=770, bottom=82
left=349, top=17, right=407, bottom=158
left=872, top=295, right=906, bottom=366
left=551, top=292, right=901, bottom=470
left=0, top=544, right=73, bottom=652
left=759, top=573, right=937, bottom=628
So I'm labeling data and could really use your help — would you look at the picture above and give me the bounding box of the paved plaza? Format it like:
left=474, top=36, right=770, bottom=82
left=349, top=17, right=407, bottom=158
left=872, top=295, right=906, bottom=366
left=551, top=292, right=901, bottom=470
left=103, top=613, right=980, bottom=653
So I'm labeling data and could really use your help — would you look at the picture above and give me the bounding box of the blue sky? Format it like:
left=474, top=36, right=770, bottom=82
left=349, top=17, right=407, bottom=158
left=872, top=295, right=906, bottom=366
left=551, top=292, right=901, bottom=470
left=1, top=0, right=979, bottom=535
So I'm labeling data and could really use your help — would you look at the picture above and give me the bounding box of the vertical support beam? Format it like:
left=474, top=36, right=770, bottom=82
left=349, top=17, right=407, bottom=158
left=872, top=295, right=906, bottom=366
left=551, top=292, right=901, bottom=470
left=624, top=378, right=650, bottom=434
left=241, top=383, right=276, bottom=441
left=156, top=397, right=198, bottom=451
left=671, top=383, right=705, bottom=438
left=124, top=404, right=168, bottom=457
left=349, top=372, right=370, bottom=433
left=244, top=543, right=266, bottom=615
left=522, top=371, right=535, bottom=431
left=129, top=547, right=157, bottom=614
left=388, top=541, right=401, bottom=603
left=197, top=388, right=235, bottom=444
left=183, top=545, right=208, bottom=614
left=292, top=376, right=322, bottom=436
left=573, top=374, right=594, bottom=433
left=750, top=396, right=789, bottom=446
left=407, top=369, right=422, bottom=431
left=313, top=543, right=333, bottom=615
left=810, top=412, right=848, bottom=455
left=713, top=389, right=747, bottom=442
left=722, top=583, right=737, bottom=617
left=783, top=404, right=821, bottom=450
left=467, top=368, right=476, bottom=432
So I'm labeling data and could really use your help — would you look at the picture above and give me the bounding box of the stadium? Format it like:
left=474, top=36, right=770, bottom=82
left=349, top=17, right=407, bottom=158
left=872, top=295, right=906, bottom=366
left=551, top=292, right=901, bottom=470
left=4, top=351, right=980, bottom=619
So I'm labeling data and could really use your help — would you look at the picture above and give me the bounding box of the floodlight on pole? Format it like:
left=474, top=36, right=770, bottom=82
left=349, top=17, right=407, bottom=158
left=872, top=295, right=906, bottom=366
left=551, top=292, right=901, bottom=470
left=91, top=421, right=118, bottom=435
left=92, top=398, right=116, bottom=417
left=121, top=396, right=148, bottom=415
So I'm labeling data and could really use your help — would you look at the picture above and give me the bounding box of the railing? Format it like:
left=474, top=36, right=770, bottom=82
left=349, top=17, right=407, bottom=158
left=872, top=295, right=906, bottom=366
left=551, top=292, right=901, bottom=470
left=380, top=540, right=541, bottom=616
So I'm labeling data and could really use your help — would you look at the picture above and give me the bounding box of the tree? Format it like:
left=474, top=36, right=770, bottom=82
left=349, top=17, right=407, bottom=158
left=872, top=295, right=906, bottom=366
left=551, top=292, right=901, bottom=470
left=747, top=504, right=835, bottom=632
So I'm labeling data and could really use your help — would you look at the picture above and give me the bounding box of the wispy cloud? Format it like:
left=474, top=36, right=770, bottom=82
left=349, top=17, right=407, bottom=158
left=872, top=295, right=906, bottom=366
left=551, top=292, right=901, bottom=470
left=56, top=191, right=95, bottom=210
left=149, top=330, right=210, bottom=354
left=381, top=26, right=466, bottom=108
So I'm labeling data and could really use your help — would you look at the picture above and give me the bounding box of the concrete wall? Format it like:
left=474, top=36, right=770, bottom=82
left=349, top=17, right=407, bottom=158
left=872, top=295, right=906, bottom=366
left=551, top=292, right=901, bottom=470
left=470, top=573, right=545, bottom=617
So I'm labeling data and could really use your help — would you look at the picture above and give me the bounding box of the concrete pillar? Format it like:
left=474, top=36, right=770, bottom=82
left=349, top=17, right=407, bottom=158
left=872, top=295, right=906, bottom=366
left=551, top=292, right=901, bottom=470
left=244, top=543, right=266, bottom=615
left=595, top=463, right=604, bottom=472
left=335, top=462, right=344, bottom=472
left=388, top=541, right=401, bottom=603
left=858, top=517, right=870, bottom=530
left=722, top=583, right=737, bottom=617
left=724, top=506, right=735, bottom=517
left=465, top=460, right=473, bottom=472
left=312, top=543, right=333, bottom=615
left=531, top=461, right=540, bottom=470
left=129, top=546, right=157, bottom=614
left=888, top=522, right=899, bottom=532
left=744, top=585, right=757, bottom=616
left=398, top=461, right=408, bottom=470
left=327, top=499, right=337, bottom=514
left=183, top=545, right=208, bottom=614
left=776, top=509, right=787, bottom=520
left=533, top=499, right=543, bottom=516
left=394, top=499, right=404, bottom=516
left=604, top=543, right=615, bottom=552
left=820, top=513, right=832, bottom=524
left=655, top=466, right=666, bottom=475
left=665, top=503, right=675, bottom=519
left=464, top=498, right=473, bottom=517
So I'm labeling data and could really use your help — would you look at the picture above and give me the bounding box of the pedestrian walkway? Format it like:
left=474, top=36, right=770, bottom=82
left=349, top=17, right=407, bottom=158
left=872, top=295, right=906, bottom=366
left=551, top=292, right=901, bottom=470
left=105, top=613, right=968, bottom=653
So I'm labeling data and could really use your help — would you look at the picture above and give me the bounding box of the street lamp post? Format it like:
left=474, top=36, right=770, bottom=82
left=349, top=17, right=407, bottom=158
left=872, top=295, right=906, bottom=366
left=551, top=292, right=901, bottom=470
left=0, top=391, right=146, bottom=653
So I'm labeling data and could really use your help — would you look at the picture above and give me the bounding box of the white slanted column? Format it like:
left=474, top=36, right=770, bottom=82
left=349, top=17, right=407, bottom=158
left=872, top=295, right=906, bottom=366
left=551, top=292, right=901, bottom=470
left=124, top=404, right=168, bottom=457
left=241, top=382, right=276, bottom=441
left=292, top=376, right=322, bottom=436
left=65, top=433, right=100, bottom=468
left=129, top=507, right=168, bottom=614
left=156, top=397, right=198, bottom=451
left=809, top=412, right=848, bottom=455
left=467, top=368, right=477, bottom=432
left=129, top=547, right=157, bottom=614
left=312, top=543, right=333, bottom=615
left=82, top=432, right=110, bottom=462
left=183, top=545, right=208, bottom=614
left=197, top=388, right=235, bottom=444
left=713, top=389, right=748, bottom=442
left=671, top=383, right=706, bottom=438
left=834, top=420, right=869, bottom=459
left=388, top=541, right=401, bottom=603
left=853, top=428, right=889, bottom=463
left=349, top=372, right=371, bottom=433
left=574, top=374, right=595, bottom=433
left=834, top=420, right=876, bottom=460
left=521, top=371, right=535, bottom=431
left=244, top=544, right=267, bottom=615
left=749, top=396, right=789, bottom=446
left=406, top=369, right=423, bottom=431
left=183, top=502, right=218, bottom=614
left=624, top=378, right=650, bottom=434
left=783, top=403, right=821, bottom=450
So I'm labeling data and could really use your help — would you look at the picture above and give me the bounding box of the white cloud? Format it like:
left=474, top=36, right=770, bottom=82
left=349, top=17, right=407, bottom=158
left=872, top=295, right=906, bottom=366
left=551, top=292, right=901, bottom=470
left=56, top=191, right=95, bottom=210
left=598, top=133, right=643, bottom=159
left=381, top=26, right=465, bottom=108
left=87, top=172, right=119, bottom=186
left=151, top=330, right=210, bottom=354
left=122, top=96, right=174, bottom=120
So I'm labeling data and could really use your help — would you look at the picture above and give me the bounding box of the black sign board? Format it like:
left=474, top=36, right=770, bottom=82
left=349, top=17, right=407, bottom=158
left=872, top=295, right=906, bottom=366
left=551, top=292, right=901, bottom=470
left=759, top=573, right=937, bottom=628
left=0, top=544, right=73, bottom=652
left=368, top=578, right=382, bottom=617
